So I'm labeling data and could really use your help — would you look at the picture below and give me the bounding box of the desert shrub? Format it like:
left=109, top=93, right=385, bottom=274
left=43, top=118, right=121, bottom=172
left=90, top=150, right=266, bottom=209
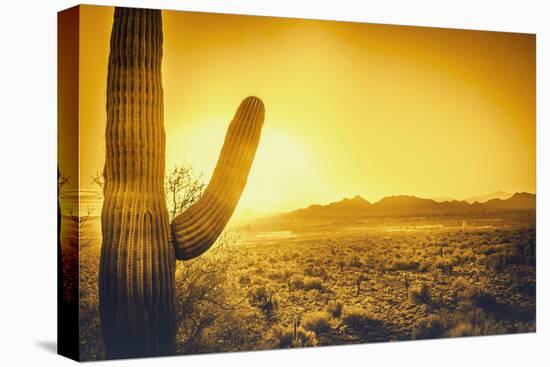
left=482, top=246, right=497, bottom=256
left=189, top=306, right=268, bottom=353
left=349, top=256, right=362, bottom=268
left=282, top=269, right=294, bottom=279
left=505, top=244, right=526, bottom=265
left=293, top=327, right=318, bottom=347
left=305, top=257, right=320, bottom=266
left=516, top=236, right=536, bottom=266
left=418, top=261, right=432, bottom=272
left=363, top=256, right=376, bottom=269
left=337, top=257, right=346, bottom=271
left=304, top=276, right=324, bottom=291
left=249, top=275, right=267, bottom=287
left=451, top=276, right=475, bottom=299
left=342, top=306, right=374, bottom=329
left=458, top=248, right=475, bottom=263
left=281, top=269, right=295, bottom=290
left=290, top=274, right=305, bottom=290
left=389, top=259, right=420, bottom=271
left=412, top=315, right=446, bottom=339
left=433, top=257, right=454, bottom=275
left=446, top=306, right=505, bottom=337
left=475, top=253, right=487, bottom=264
left=248, top=285, right=269, bottom=304
left=239, top=274, right=251, bottom=286
left=78, top=249, right=102, bottom=360
left=486, top=253, right=507, bottom=272
left=304, top=264, right=328, bottom=278
left=451, top=285, right=497, bottom=312
left=302, top=311, right=331, bottom=334
left=175, top=229, right=251, bottom=354
left=272, top=325, right=294, bottom=348
left=447, top=322, right=478, bottom=337
left=509, top=321, right=535, bottom=334
left=272, top=325, right=318, bottom=348
left=413, top=306, right=507, bottom=340
left=289, top=251, right=300, bottom=259
left=318, top=292, right=330, bottom=304
left=327, top=300, right=344, bottom=318
left=409, top=283, right=431, bottom=304
left=267, top=270, right=285, bottom=280
left=306, top=288, right=322, bottom=299
left=248, top=285, right=278, bottom=313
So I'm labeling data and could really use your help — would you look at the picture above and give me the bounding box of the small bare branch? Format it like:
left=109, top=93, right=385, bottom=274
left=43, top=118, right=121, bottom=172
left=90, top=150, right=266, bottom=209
left=90, top=170, right=104, bottom=191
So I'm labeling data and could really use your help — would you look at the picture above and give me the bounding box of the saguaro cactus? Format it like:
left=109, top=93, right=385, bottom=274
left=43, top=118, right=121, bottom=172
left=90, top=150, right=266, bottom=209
left=404, top=273, right=410, bottom=298
left=355, top=273, right=363, bottom=296
left=99, top=8, right=265, bottom=358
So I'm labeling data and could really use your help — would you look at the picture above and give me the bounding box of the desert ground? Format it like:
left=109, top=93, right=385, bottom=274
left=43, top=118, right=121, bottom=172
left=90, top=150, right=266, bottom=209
left=65, top=210, right=535, bottom=360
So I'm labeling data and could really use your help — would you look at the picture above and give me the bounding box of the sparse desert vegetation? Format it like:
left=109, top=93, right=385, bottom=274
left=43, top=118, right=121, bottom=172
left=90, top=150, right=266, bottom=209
left=72, top=208, right=535, bottom=360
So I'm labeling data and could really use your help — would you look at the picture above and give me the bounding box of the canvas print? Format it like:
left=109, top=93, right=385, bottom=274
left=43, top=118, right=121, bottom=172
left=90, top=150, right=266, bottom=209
left=57, top=5, right=536, bottom=361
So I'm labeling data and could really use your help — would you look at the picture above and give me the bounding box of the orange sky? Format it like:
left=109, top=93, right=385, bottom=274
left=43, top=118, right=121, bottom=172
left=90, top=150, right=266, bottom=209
left=77, top=5, right=535, bottom=215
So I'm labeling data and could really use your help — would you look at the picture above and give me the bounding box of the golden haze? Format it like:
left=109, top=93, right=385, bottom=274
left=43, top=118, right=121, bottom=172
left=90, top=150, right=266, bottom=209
left=78, top=5, right=535, bottom=216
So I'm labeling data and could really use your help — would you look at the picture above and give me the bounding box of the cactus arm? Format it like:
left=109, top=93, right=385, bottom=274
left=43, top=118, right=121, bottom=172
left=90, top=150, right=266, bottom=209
left=171, top=96, right=264, bottom=260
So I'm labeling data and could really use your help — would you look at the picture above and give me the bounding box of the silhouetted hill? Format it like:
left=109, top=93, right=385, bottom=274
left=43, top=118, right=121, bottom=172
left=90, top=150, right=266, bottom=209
left=475, top=192, right=535, bottom=211
left=327, top=195, right=371, bottom=210
left=286, top=192, right=535, bottom=217
left=373, top=195, right=468, bottom=214
left=465, top=191, right=513, bottom=204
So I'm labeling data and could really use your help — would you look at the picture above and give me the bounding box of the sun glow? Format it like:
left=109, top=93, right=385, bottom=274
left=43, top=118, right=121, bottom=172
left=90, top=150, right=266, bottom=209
left=236, top=125, right=319, bottom=215
left=77, top=6, right=535, bottom=217
left=166, top=116, right=320, bottom=216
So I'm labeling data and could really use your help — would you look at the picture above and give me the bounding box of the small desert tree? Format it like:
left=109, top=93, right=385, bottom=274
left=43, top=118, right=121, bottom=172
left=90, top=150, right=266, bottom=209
left=90, top=164, right=255, bottom=354
left=165, top=164, right=252, bottom=354
left=165, top=165, right=206, bottom=221
left=90, top=170, right=104, bottom=191
left=175, top=230, right=252, bottom=353
left=68, top=206, right=95, bottom=249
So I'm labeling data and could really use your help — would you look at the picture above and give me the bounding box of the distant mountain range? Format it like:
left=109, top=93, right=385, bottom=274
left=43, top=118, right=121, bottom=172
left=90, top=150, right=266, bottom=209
left=464, top=191, right=514, bottom=204
left=285, top=192, right=535, bottom=217
left=432, top=191, right=513, bottom=204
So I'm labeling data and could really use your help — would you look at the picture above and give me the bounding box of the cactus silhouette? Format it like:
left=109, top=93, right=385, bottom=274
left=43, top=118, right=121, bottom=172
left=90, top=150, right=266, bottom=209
left=98, top=8, right=265, bottom=358
left=404, top=273, right=410, bottom=298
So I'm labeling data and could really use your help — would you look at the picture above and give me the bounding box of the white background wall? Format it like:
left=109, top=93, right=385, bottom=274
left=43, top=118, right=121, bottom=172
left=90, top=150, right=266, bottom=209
left=0, top=0, right=547, bottom=366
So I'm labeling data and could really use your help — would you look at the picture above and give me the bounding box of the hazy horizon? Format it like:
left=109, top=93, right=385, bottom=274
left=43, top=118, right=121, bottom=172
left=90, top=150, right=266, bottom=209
left=59, top=188, right=535, bottom=219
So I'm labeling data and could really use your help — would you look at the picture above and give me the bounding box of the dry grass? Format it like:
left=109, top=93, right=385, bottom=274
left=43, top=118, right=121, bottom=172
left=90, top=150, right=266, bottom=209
left=77, top=212, right=536, bottom=360
left=302, top=311, right=332, bottom=333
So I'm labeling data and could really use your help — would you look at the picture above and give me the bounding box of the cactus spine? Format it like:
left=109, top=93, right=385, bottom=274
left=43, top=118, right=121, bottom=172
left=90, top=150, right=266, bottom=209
left=99, top=8, right=264, bottom=358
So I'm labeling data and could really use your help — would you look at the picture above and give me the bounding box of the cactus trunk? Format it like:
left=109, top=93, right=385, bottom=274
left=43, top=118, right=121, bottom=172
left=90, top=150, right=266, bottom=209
left=99, top=8, right=176, bottom=358
left=99, top=7, right=264, bottom=359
